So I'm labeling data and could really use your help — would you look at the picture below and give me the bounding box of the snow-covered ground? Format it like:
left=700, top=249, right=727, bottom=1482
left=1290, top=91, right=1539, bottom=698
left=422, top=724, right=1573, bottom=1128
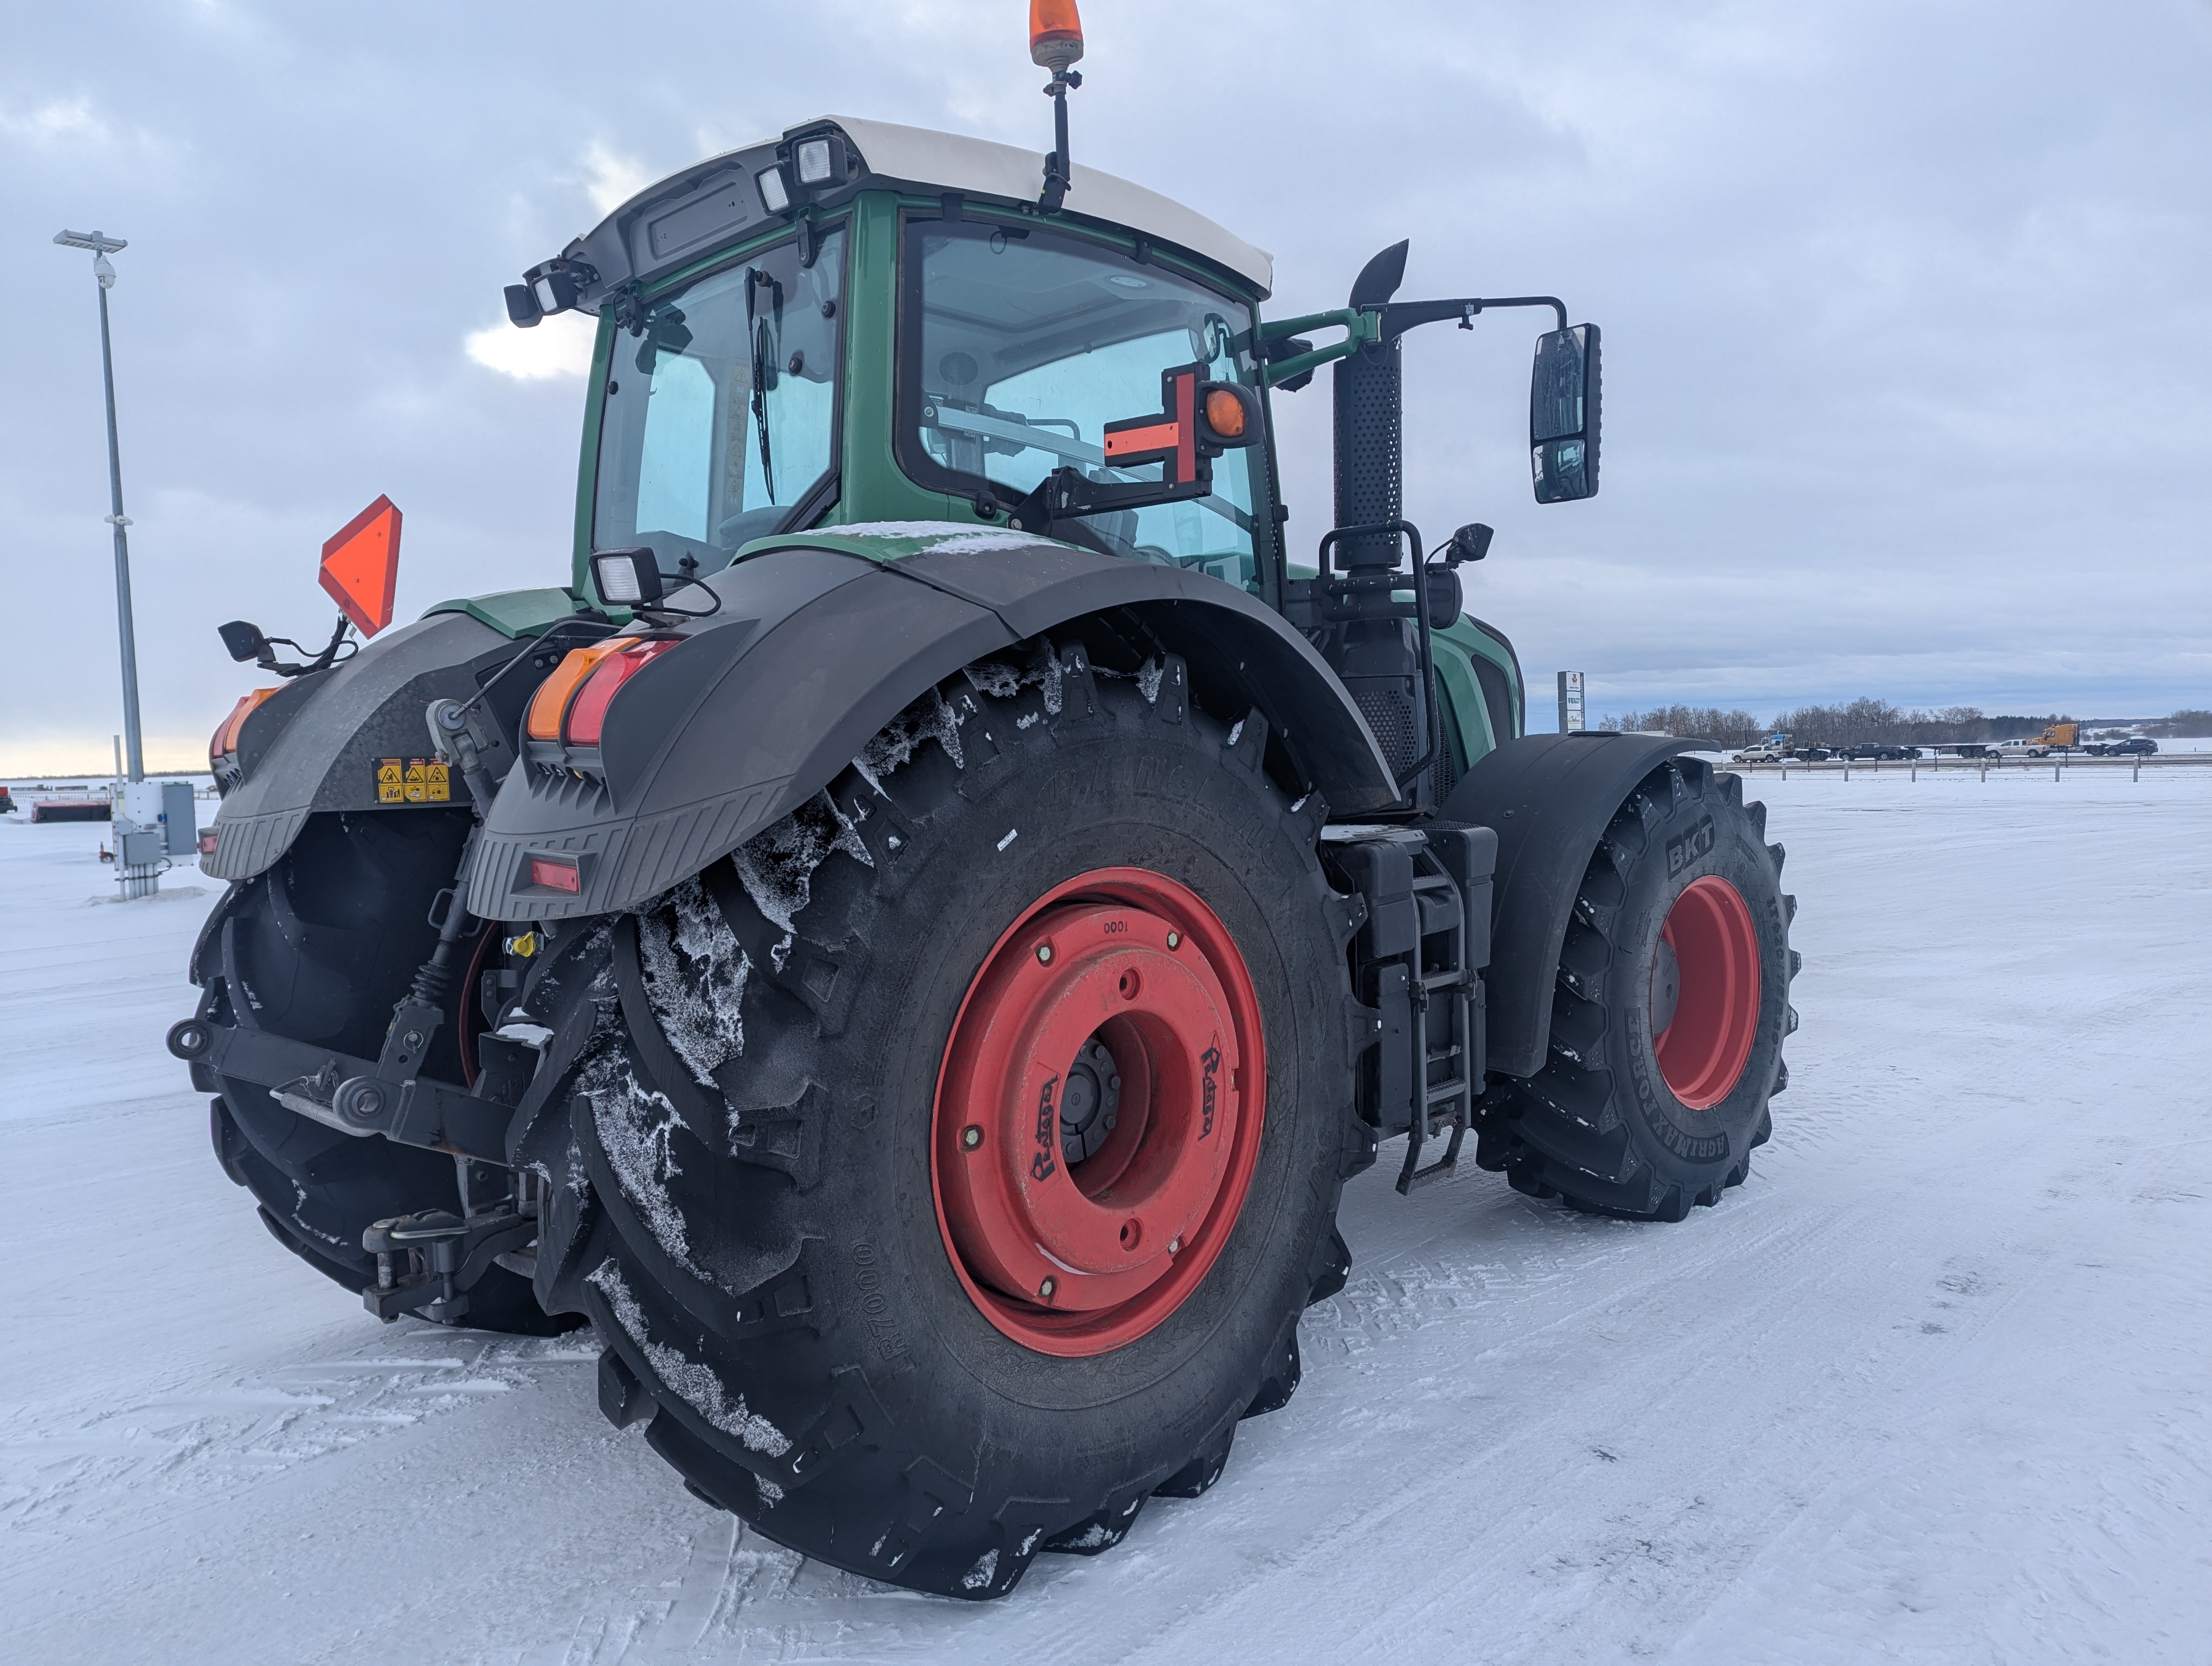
left=4, top=768, right=2208, bottom=1665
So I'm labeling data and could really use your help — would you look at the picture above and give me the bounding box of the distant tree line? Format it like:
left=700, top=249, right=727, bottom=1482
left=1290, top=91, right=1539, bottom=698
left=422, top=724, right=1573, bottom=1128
left=1594, top=700, right=2211, bottom=745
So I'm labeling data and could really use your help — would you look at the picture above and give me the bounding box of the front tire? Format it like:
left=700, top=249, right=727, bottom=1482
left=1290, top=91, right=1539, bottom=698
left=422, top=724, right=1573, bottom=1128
left=523, top=644, right=1356, bottom=1597
left=1475, top=758, right=1796, bottom=1219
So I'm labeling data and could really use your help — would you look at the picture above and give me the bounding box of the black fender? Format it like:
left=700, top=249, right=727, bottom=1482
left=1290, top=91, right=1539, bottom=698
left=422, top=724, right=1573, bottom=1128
left=1442, top=731, right=1698, bottom=1078
left=203, top=612, right=535, bottom=881
left=469, top=536, right=1398, bottom=920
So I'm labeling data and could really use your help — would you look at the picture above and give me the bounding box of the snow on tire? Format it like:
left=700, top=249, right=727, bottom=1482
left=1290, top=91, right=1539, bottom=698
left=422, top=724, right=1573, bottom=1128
left=1474, top=759, right=1796, bottom=1220
left=515, top=641, right=1357, bottom=1599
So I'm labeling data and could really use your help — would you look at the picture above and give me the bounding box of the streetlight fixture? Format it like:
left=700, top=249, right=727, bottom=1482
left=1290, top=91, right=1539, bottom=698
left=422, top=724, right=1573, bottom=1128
left=56, top=228, right=163, bottom=899
left=54, top=228, right=145, bottom=787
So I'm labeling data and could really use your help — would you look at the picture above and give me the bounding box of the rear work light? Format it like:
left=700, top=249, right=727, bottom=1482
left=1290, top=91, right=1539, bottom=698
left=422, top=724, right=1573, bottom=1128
left=526, top=853, right=582, bottom=894
left=563, top=639, right=678, bottom=746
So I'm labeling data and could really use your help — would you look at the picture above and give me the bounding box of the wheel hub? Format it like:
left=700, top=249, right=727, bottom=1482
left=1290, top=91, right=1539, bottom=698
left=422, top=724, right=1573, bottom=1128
left=933, top=868, right=1266, bottom=1356
left=1651, top=875, right=1761, bottom=1110
left=1059, top=1036, right=1122, bottom=1166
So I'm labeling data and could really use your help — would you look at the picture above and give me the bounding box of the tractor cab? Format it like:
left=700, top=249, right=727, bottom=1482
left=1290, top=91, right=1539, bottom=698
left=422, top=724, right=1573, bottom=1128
left=519, top=116, right=1279, bottom=601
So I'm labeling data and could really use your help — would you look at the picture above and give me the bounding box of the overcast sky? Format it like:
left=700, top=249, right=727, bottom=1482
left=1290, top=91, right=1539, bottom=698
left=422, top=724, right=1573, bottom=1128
left=5, top=1, right=2208, bottom=770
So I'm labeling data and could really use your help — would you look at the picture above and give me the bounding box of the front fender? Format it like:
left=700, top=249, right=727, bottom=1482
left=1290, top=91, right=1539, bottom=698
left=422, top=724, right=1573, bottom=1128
left=469, top=535, right=1398, bottom=920
left=1443, top=731, right=1697, bottom=1078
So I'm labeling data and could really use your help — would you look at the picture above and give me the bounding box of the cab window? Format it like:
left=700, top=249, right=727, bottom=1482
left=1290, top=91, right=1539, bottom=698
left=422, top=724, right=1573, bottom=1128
left=898, top=219, right=1266, bottom=589
left=593, top=228, right=845, bottom=576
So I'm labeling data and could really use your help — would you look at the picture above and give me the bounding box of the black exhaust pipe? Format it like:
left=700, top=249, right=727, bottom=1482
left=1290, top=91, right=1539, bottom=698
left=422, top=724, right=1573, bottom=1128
left=1327, top=240, right=1437, bottom=798
left=1333, top=240, right=1410, bottom=569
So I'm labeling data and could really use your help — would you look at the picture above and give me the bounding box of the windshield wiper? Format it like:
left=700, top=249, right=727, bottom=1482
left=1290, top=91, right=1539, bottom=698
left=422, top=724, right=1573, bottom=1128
left=746, top=268, right=778, bottom=503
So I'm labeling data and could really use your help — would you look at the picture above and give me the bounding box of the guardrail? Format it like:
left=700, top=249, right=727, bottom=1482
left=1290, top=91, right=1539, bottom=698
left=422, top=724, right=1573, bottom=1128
left=1724, top=752, right=2208, bottom=780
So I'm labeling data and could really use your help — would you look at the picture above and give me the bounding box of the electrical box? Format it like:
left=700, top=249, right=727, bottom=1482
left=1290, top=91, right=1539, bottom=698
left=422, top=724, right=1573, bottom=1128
left=120, top=778, right=168, bottom=828
left=117, top=826, right=164, bottom=868
left=162, top=780, right=197, bottom=856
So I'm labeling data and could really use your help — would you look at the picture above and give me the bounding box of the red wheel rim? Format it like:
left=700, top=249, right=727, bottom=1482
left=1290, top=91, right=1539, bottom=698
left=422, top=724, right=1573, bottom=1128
left=1652, top=875, right=1761, bottom=1110
left=931, top=868, right=1266, bottom=1357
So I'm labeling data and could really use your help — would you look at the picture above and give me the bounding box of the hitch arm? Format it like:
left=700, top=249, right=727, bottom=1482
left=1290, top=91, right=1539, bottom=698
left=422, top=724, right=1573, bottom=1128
left=166, top=1017, right=517, bottom=1164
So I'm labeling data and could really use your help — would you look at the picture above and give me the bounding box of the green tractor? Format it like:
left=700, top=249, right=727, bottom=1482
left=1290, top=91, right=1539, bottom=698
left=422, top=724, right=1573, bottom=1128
left=171, top=12, right=1795, bottom=1600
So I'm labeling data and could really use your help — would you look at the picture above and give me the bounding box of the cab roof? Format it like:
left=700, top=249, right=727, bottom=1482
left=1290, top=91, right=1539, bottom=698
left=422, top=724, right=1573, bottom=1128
left=559, top=115, right=1274, bottom=309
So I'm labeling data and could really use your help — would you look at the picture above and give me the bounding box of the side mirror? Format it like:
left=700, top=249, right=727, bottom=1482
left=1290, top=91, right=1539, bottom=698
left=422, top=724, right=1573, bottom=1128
left=1530, top=324, right=1600, bottom=503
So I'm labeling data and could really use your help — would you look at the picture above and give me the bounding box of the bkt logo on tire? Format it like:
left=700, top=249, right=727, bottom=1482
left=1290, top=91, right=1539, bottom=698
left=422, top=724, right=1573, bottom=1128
left=1666, top=816, right=1716, bottom=878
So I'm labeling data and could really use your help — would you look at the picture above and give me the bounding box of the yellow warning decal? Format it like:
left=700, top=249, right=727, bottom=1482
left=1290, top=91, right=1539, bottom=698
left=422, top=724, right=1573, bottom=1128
left=423, top=760, right=451, bottom=802
left=376, top=758, right=404, bottom=804
left=402, top=759, right=427, bottom=803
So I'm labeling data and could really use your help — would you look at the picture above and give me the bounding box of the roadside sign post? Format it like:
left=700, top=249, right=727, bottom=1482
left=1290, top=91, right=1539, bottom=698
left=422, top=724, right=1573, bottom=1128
left=1557, top=671, right=1585, bottom=734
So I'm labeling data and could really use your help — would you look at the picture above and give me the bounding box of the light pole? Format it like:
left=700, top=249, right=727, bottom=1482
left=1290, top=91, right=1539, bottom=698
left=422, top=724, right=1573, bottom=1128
left=55, top=228, right=144, bottom=784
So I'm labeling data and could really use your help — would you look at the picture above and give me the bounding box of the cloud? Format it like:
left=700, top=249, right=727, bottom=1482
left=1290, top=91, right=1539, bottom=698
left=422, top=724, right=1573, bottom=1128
left=3, top=0, right=2209, bottom=772
left=581, top=141, right=652, bottom=215
left=465, top=311, right=596, bottom=381
left=0, top=96, right=110, bottom=147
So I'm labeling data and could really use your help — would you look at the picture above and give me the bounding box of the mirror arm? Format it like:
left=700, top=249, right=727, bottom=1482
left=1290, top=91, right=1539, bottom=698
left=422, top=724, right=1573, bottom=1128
left=1379, top=294, right=1568, bottom=339
left=1257, top=309, right=1380, bottom=387
left=1257, top=297, right=1570, bottom=386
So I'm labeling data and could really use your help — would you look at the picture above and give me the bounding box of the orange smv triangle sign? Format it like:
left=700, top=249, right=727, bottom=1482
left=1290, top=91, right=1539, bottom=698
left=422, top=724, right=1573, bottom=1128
left=318, top=495, right=403, bottom=637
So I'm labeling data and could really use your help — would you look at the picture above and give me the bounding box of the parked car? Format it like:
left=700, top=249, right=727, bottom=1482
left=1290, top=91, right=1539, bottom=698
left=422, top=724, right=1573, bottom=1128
left=2088, top=736, right=2158, bottom=756
left=1732, top=745, right=1787, bottom=764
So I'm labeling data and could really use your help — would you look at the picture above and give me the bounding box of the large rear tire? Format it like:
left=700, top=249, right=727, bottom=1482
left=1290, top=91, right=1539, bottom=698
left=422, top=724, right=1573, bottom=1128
left=520, top=644, right=1357, bottom=1598
left=1475, top=759, right=1796, bottom=1219
left=196, top=808, right=567, bottom=1334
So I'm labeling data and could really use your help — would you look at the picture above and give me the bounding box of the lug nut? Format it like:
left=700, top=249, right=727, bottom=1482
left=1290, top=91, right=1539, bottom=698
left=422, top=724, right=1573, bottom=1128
left=1038, top=1276, right=1056, bottom=1299
left=1168, top=1236, right=1182, bottom=1254
left=1165, top=931, right=1181, bottom=950
left=1036, top=943, right=1053, bottom=964
left=961, top=1125, right=983, bottom=1150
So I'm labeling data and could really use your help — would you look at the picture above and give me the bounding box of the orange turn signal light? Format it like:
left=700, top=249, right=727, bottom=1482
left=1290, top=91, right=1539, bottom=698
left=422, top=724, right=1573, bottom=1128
left=525, top=638, right=628, bottom=741
left=1030, top=0, right=1084, bottom=69
left=1204, top=387, right=1248, bottom=440
left=210, top=687, right=279, bottom=762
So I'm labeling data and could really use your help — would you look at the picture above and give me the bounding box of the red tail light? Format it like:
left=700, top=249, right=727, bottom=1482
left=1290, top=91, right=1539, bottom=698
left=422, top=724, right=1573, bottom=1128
left=563, top=639, right=678, bottom=746
left=527, top=854, right=583, bottom=894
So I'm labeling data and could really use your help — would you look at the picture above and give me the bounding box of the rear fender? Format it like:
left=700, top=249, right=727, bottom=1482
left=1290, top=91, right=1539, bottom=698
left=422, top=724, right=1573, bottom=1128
left=204, top=612, right=541, bottom=881
left=1442, top=732, right=1696, bottom=1077
left=470, top=536, right=1399, bottom=920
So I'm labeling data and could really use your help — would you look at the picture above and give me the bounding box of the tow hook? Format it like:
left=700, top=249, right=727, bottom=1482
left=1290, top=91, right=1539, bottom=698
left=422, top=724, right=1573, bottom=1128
left=362, top=1208, right=533, bottom=1323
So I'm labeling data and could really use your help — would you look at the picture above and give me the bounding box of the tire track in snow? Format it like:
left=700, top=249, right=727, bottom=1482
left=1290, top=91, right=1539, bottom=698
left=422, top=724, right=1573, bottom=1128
left=0, top=1331, right=597, bottom=1573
